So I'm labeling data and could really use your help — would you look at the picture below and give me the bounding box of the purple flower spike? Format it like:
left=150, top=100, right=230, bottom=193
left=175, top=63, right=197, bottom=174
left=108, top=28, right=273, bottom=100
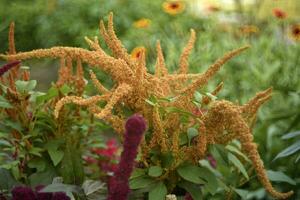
left=35, top=185, right=52, bottom=200
left=0, top=60, right=21, bottom=77
left=12, top=186, right=36, bottom=200
left=52, top=192, right=70, bottom=200
left=107, top=114, right=146, bottom=200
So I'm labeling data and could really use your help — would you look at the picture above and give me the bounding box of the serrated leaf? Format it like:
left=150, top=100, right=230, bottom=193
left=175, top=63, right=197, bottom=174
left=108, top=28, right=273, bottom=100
left=148, top=166, right=163, bottom=177
left=148, top=182, right=167, bottom=200
left=228, top=153, right=249, bottom=180
left=267, top=170, right=296, bottom=185
left=274, top=140, right=300, bottom=160
left=281, top=131, right=300, bottom=140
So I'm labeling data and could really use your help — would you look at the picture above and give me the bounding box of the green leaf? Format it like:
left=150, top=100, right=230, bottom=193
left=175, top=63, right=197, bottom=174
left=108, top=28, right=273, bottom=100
left=130, top=168, right=146, bottom=179
left=233, top=188, right=248, bottom=200
left=274, top=140, right=300, bottom=160
left=194, top=91, right=202, bottom=102
left=187, top=127, right=198, bottom=145
left=129, top=176, right=155, bottom=189
left=41, top=183, right=81, bottom=199
left=177, top=164, right=205, bottom=184
left=29, top=147, right=44, bottom=157
left=148, top=166, right=163, bottom=177
left=45, top=140, right=65, bottom=166
left=228, top=152, right=249, bottom=180
left=60, top=84, right=72, bottom=95
left=267, top=170, right=296, bottom=185
left=0, top=168, right=20, bottom=191
left=48, top=149, right=64, bottom=166
left=82, top=180, right=106, bottom=196
left=29, top=167, right=57, bottom=187
left=281, top=131, right=300, bottom=139
left=160, top=151, right=174, bottom=168
left=28, top=159, right=46, bottom=172
left=0, top=96, right=13, bottom=108
left=36, top=86, right=58, bottom=104
left=148, top=182, right=167, bottom=200
left=15, top=80, right=37, bottom=92
left=178, top=181, right=202, bottom=200
left=226, top=145, right=250, bottom=162
left=145, top=99, right=157, bottom=106
left=196, top=166, right=219, bottom=195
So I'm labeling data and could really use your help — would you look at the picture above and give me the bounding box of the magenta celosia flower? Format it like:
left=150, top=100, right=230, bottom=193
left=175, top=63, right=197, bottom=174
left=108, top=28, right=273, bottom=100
left=0, top=60, right=20, bottom=77
left=35, top=185, right=52, bottom=200
left=207, top=154, right=217, bottom=169
left=107, top=114, right=146, bottom=200
left=52, top=192, right=70, bottom=200
left=11, top=185, right=70, bottom=200
left=12, top=186, right=36, bottom=200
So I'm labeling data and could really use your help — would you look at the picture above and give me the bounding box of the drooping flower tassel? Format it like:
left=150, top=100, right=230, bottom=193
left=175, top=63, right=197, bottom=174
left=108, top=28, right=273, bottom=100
left=107, top=114, right=146, bottom=200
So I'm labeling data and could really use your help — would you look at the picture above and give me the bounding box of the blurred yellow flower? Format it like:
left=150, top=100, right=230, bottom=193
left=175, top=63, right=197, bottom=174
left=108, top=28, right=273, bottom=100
left=131, top=46, right=146, bottom=60
left=239, top=25, right=260, bottom=35
left=133, top=18, right=151, bottom=28
left=290, top=24, right=300, bottom=42
left=162, top=1, right=185, bottom=15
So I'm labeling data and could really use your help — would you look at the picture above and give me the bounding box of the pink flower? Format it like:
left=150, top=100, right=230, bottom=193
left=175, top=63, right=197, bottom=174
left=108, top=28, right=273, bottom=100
left=107, top=114, right=146, bottom=200
left=91, top=139, right=118, bottom=158
left=207, top=154, right=217, bottom=168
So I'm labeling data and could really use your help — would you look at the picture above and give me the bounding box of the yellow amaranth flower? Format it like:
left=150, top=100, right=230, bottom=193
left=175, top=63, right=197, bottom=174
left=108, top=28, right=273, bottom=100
left=162, top=1, right=185, bottom=15
left=133, top=18, right=151, bottom=28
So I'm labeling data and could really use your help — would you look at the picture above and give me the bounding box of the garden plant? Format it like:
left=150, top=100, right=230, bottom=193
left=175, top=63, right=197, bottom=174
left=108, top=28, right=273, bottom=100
left=0, top=1, right=299, bottom=200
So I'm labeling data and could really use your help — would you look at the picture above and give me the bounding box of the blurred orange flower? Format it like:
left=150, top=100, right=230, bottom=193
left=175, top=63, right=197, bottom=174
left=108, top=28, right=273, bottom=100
left=206, top=4, right=220, bottom=13
left=133, top=18, right=151, bottom=28
left=131, top=46, right=146, bottom=60
left=239, top=25, right=260, bottom=35
left=162, top=1, right=185, bottom=15
left=289, top=24, right=300, bottom=41
left=272, top=8, right=287, bottom=19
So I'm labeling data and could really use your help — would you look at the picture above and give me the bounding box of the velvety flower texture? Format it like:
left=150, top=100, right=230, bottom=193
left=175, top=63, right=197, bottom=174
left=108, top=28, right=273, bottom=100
left=107, top=114, right=146, bottom=200
left=11, top=185, right=70, bottom=200
left=0, top=60, right=20, bottom=77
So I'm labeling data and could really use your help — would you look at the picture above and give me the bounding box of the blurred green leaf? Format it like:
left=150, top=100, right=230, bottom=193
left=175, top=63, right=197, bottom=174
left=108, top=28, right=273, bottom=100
left=148, top=181, right=167, bottom=200
left=267, top=170, right=296, bottom=185
left=15, top=80, right=37, bottom=92
left=177, top=164, right=205, bottom=184
left=273, top=140, right=300, bottom=160
left=129, top=175, right=155, bottom=189
left=148, top=166, right=163, bottom=177
left=281, top=131, right=300, bottom=140
left=228, top=152, right=249, bottom=180
left=0, top=96, right=13, bottom=108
